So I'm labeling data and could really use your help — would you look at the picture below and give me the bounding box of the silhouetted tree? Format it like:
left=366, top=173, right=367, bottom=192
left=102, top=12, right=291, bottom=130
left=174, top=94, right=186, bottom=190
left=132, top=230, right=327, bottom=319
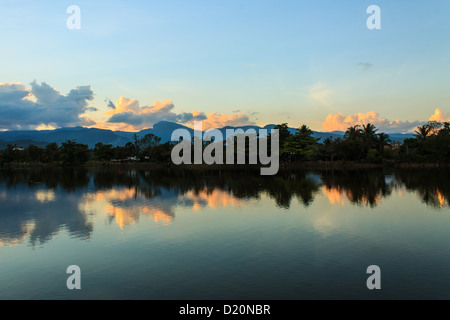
left=59, top=140, right=90, bottom=165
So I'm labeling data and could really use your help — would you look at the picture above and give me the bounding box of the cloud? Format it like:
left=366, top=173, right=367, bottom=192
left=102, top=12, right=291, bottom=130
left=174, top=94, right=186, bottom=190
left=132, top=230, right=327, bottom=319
left=308, top=82, right=334, bottom=109
left=322, top=111, right=424, bottom=133
left=429, top=108, right=450, bottom=122
left=105, top=99, right=116, bottom=109
left=177, top=111, right=208, bottom=123
left=106, top=97, right=207, bottom=130
left=357, top=62, right=373, bottom=70
left=200, top=112, right=254, bottom=130
left=105, top=96, right=253, bottom=130
left=0, top=81, right=95, bottom=130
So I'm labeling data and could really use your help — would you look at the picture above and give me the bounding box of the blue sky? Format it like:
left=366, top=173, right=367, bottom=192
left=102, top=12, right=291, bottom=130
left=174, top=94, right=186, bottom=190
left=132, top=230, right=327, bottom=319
left=0, top=0, right=449, bottom=132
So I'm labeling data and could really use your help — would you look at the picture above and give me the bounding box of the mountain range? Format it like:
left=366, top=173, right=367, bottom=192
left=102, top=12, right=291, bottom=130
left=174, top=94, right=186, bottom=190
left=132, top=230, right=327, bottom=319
left=0, top=121, right=415, bottom=149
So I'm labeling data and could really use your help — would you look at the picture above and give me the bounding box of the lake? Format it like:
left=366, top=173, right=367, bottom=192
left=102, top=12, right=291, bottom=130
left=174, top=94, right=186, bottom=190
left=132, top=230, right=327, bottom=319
left=0, top=167, right=449, bottom=300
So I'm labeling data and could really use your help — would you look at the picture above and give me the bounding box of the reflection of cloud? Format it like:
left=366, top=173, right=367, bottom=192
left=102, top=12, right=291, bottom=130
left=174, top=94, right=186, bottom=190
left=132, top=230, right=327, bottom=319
left=312, top=214, right=336, bottom=236
left=80, top=188, right=174, bottom=229
left=91, top=188, right=136, bottom=202
left=105, top=205, right=173, bottom=229
left=35, top=190, right=56, bottom=203
left=0, top=186, right=92, bottom=247
left=323, top=187, right=345, bottom=205
left=182, top=189, right=245, bottom=210
left=0, top=222, right=35, bottom=247
left=80, top=187, right=249, bottom=230
left=346, top=190, right=380, bottom=207
left=435, top=190, right=447, bottom=208
left=325, top=185, right=384, bottom=207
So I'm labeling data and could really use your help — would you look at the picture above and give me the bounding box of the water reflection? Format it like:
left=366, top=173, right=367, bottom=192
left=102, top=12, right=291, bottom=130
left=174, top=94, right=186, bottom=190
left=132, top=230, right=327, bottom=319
left=80, top=188, right=175, bottom=229
left=395, top=169, right=450, bottom=208
left=0, top=189, right=93, bottom=247
left=0, top=168, right=448, bottom=247
left=321, top=170, right=394, bottom=207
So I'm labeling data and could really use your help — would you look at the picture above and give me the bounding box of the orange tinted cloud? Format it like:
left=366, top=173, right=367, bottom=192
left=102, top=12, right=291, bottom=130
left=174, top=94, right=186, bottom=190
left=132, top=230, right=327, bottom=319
left=322, top=111, right=423, bottom=133
left=429, top=108, right=450, bottom=122
left=104, top=96, right=254, bottom=131
left=322, top=111, right=381, bottom=131
left=199, top=112, right=254, bottom=130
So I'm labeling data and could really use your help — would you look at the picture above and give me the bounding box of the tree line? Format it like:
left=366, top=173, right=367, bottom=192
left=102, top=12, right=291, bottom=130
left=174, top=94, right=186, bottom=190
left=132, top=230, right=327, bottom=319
left=0, top=121, right=449, bottom=166
left=0, top=133, right=173, bottom=166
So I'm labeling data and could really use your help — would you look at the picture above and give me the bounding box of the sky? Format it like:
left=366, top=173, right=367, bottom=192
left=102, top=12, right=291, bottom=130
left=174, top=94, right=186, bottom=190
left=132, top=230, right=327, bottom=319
left=0, top=0, right=449, bottom=133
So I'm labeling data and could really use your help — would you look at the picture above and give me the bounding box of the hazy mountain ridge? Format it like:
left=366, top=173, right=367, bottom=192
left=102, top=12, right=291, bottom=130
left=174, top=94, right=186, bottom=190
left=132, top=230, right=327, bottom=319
left=0, top=121, right=415, bottom=148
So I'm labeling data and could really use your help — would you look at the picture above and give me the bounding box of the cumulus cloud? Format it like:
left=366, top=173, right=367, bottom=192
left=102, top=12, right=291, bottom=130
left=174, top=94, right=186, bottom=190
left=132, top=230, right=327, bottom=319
left=322, top=111, right=424, bottom=133
left=429, top=108, right=450, bottom=122
left=105, top=96, right=253, bottom=130
left=0, top=81, right=95, bottom=130
left=106, top=97, right=206, bottom=129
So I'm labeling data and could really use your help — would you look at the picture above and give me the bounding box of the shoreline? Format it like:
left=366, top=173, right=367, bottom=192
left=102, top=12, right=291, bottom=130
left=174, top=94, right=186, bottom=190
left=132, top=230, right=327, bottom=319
left=0, top=160, right=448, bottom=170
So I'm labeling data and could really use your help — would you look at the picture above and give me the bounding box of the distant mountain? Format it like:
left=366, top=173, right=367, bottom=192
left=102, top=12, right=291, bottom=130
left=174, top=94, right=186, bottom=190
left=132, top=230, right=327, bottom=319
left=388, top=133, right=416, bottom=142
left=0, top=127, right=130, bottom=148
left=137, top=121, right=194, bottom=140
left=0, top=121, right=415, bottom=148
left=0, top=139, right=51, bottom=149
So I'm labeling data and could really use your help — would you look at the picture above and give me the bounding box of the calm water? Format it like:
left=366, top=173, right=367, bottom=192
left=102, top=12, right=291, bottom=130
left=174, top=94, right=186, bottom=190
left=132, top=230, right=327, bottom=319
left=0, top=167, right=449, bottom=300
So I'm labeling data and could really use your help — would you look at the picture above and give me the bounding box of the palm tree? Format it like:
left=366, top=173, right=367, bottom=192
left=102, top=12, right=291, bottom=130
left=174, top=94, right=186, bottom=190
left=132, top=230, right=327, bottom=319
left=377, top=132, right=391, bottom=155
left=362, top=123, right=378, bottom=148
left=362, top=123, right=378, bottom=138
left=344, top=125, right=365, bottom=160
left=344, top=125, right=362, bottom=141
left=414, top=125, right=431, bottom=141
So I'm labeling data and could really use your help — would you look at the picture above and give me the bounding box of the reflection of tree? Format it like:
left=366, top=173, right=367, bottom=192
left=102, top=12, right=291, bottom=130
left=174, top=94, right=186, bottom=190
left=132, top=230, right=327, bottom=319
left=0, top=168, right=90, bottom=192
left=260, top=172, right=321, bottom=208
left=1, top=167, right=449, bottom=247
left=395, top=169, right=450, bottom=208
left=124, top=168, right=323, bottom=209
left=320, top=169, right=393, bottom=207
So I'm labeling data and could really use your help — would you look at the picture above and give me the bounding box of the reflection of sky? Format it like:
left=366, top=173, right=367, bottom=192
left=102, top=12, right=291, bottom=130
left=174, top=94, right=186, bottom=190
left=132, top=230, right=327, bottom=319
left=80, top=188, right=176, bottom=229
left=0, top=172, right=449, bottom=248
left=2, top=171, right=450, bottom=300
left=322, top=185, right=382, bottom=207
left=80, top=187, right=248, bottom=230
left=0, top=184, right=93, bottom=247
